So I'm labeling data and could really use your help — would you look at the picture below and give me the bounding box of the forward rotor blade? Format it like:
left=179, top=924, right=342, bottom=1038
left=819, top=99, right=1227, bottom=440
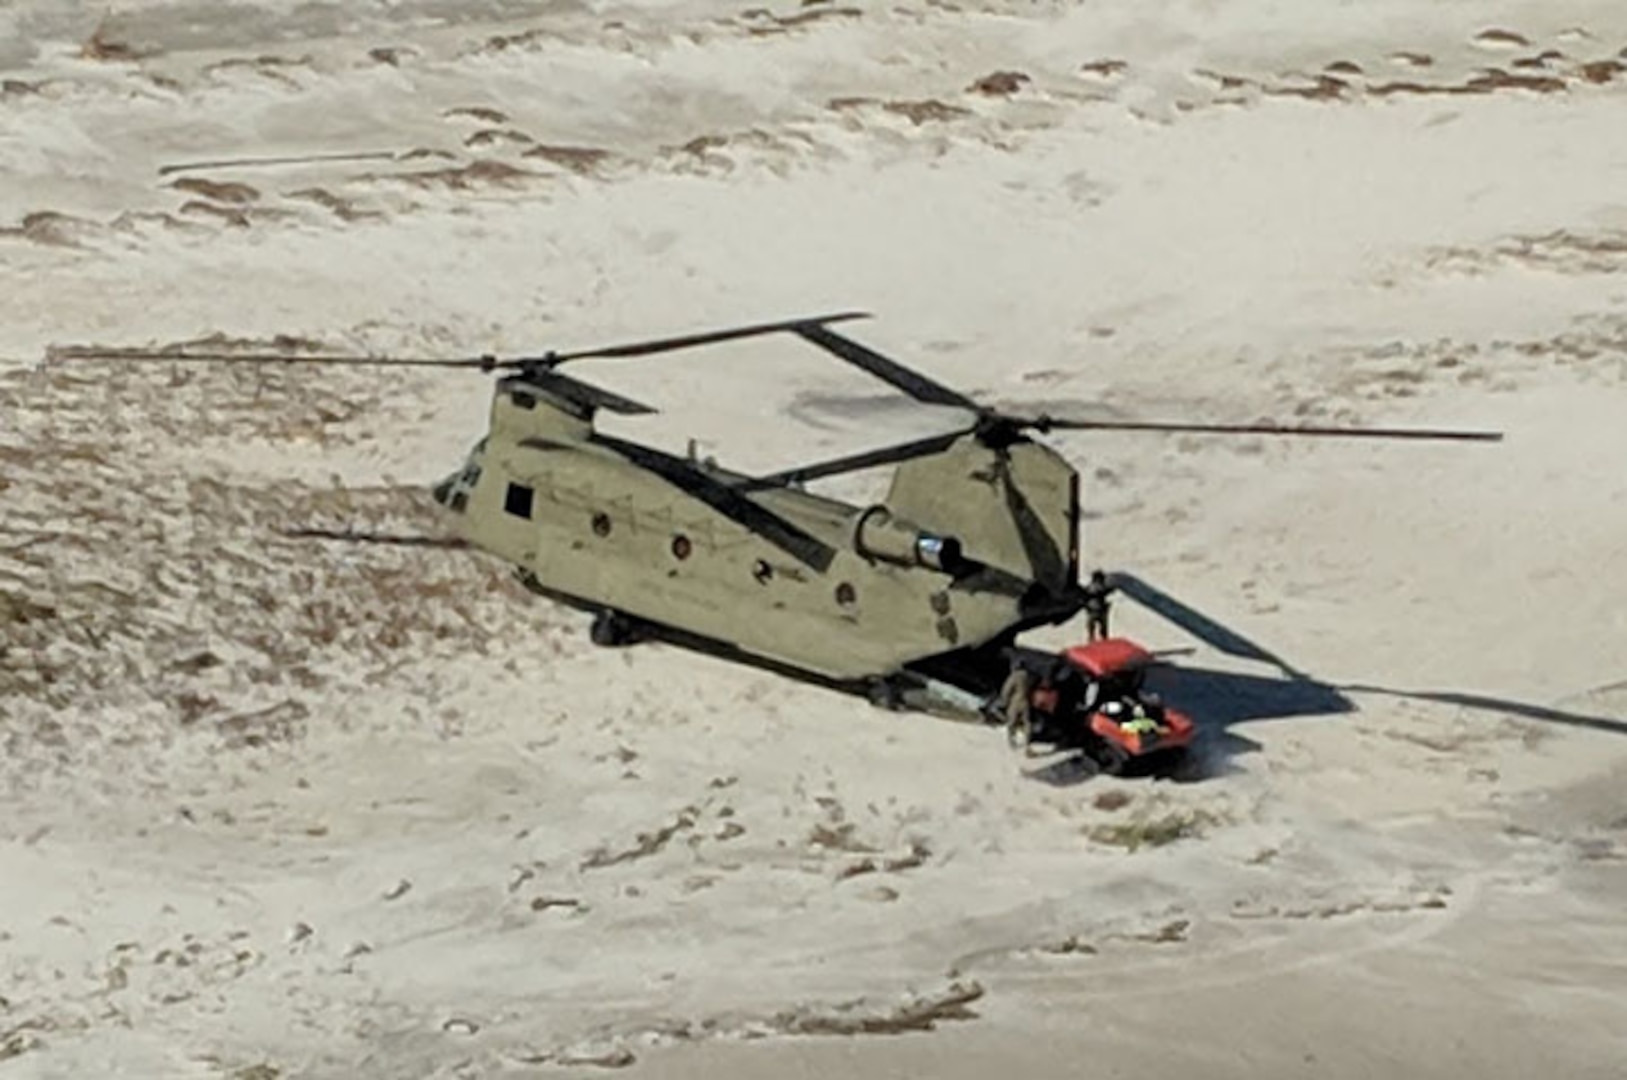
left=587, top=432, right=838, bottom=572
left=791, top=323, right=982, bottom=411
left=1039, top=417, right=1503, bottom=442
left=47, top=346, right=498, bottom=369
left=277, top=527, right=470, bottom=549
left=546, top=311, right=872, bottom=363
left=736, top=429, right=970, bottom=492
left=50, top=312, right=878, bottom=373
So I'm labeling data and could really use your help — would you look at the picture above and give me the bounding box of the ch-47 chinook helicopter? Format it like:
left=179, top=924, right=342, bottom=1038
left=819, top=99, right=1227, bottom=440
left=55, top=311, right=1502, bottom=716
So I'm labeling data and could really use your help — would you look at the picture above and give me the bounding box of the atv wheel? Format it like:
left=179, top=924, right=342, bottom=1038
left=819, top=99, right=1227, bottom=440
left=1090, top=741, right=1130, bottom=777
left=1166, top=746, right=1203, bottom=782
left=589, top=610, right=636, bottom=647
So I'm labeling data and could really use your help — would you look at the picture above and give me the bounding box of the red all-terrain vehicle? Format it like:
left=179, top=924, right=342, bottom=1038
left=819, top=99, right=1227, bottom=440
left=993, top=637, right=1196, bottom=775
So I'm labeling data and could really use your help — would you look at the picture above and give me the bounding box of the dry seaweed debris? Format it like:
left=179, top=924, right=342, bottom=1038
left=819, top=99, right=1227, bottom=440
left=968, top=70, right=1030, bottom=96
left=773, top=981, right=984, bottom=1035
left=0, top=211, right=101, bottom=248
left=882, top=99, right=972, bottom=125
left=80, top=17, right=151, bottom=61
left=0, top=357, right=552, bottom=769
left=1369, top=69, right=1568, bottom=96
left=167, top=179, right=260, bottom=205
left=393, top=160, right=538, bottom=191
left=368, top=46, right=413, bottom=66
left=522, top=145, right=617, bottom=174
left=500, top=979, right=986, bottom=1069
left=286, top=188, right=382, bottom=223
left=444, top=106, right=510, bottom=124
left=1080, top=59, right=1128, bottom=77
left=465, top=129, right=535, bottom=149
left=580, top=808, right=700, bottom=870
left=740, top=5, right=863, bottom=35
left=1266, top=75, right=1350, bottom=101
left=1474, top=28, right=1531, bottom=47
left=1578, top=59, right=1624, bottom=83
left=1086, top=805, right=1221, bottom=851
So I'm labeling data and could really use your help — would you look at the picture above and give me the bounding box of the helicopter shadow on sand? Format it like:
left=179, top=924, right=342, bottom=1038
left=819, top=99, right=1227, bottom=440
left=1021, top=571, right=1627, bottom=788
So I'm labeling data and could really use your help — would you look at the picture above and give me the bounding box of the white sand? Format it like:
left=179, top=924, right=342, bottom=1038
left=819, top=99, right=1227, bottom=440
left=3, top=2, right=1626, bottom=1077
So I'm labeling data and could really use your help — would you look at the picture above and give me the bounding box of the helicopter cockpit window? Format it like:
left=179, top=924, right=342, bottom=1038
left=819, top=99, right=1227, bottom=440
left=505, top=483, right=534, bottom=519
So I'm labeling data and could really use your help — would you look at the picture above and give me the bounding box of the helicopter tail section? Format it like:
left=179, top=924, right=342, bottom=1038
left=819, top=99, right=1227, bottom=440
left=884, top=436, right=1080, bottom=602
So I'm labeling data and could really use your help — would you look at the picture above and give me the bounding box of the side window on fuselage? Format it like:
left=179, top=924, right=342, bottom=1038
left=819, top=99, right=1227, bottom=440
left=505, top=482, right=534, bottom=519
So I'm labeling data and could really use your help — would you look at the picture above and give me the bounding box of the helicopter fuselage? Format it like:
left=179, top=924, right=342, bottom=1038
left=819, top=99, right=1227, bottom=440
left=429, top=377, right=1088, bottom=685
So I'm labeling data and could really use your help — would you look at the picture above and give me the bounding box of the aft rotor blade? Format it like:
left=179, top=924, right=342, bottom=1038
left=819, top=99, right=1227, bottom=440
left=546, top=311, right=872, bottom=363
left=1110, top=571, right=1304, bottom=678
left=791, top=323, right=982, bottom=411
left=736, top=429, right=970, bottom=491
left=530, top=370, right=657, bottom=415
left=1038, top=418, right=1503, bottom=442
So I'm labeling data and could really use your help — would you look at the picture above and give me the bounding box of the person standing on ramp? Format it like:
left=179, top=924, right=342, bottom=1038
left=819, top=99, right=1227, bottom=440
left=1083, top=569, right=1117, bottom=642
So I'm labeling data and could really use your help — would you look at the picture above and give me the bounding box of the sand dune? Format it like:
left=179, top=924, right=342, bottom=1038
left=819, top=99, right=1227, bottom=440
left=3, top=1, right=1626, bottom=1077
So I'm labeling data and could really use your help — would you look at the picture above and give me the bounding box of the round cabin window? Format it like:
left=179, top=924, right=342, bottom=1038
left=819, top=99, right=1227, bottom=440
left=591, top=512, right=612, bottom=537
left=671, top=534, right=692, bottom=560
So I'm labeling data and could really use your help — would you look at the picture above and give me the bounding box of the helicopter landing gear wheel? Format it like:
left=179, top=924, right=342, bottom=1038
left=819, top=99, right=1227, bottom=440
left=589, top=610, right=637, bottom=647
left=865, top=677, right=905, bottom=711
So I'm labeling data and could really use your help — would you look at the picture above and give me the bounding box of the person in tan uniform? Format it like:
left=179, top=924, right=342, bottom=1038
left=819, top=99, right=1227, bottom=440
left=995, top=663, right=1035, bottom=749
